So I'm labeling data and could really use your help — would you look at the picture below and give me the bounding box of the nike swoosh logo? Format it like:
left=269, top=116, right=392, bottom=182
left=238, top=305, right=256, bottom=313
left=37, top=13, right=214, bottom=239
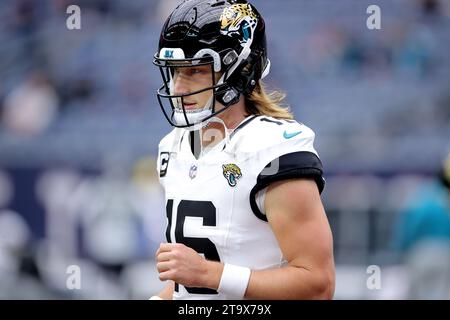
left=283, top=130, right=302, bottom=139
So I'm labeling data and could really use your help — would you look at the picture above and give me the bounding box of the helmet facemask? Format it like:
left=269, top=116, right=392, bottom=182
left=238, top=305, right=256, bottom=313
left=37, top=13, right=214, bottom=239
left=154, top=47, right=244, bottom=130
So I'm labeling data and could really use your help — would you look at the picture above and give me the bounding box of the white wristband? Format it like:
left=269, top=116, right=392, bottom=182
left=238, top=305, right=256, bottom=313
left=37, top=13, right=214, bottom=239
left=218, top=263, right=251, bottom=299
left=149, top=295, right=163, bottom=300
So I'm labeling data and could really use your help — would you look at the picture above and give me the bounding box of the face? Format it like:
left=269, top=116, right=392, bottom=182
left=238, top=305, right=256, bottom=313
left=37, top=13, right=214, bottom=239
left=172, top=64, right=223, bottom=112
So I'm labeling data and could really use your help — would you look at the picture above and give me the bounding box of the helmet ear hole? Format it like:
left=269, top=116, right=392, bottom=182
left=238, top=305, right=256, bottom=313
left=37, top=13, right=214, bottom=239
left=222, top=89, right=239, bottom=105
left=223, top=50, right=238, bottom=66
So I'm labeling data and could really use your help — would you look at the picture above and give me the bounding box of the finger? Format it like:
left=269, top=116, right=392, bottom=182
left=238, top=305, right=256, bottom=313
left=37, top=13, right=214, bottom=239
left=158, top=242, right=177, bottom=253
left=155, top=243, right=173, bottom=258
left=156, top=251, right=172, bottom=262
left=156, top=261, right=172, bottom=273
left=158, top=270, right=175, bottom=282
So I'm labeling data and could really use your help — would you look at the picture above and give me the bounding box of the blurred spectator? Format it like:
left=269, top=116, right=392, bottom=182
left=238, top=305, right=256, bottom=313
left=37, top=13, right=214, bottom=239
left=0, top=208, right=57, bottom=299
left=421, top=0, right=441, bottom=19
left=393, top=152, right=450, bottom=299
left=0, top=169, right=54, bottom=299
left=11, top=0, right=39, bottom=36
left=75, top=155, right=147, bottom=275
left=300, top=24, right=347, bottom=76
left=58, top=76, right=96, bottom=108
left=2, top=71, right=59, bottom=136
left=340, top=34, right=366, bottom=75
left=393, top=153, right=450, bottom=251
left=395, top=25, right=436, bottom=78
left=10, top=0, right=49, bottom=68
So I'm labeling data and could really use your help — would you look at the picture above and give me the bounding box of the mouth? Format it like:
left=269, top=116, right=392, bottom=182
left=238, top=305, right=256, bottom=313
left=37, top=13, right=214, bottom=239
left=183, top=102, right=198, bottom=110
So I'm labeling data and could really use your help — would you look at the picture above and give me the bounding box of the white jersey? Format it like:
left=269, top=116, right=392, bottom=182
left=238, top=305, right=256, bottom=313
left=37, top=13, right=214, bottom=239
left=156, top=115, right=325, bottom=300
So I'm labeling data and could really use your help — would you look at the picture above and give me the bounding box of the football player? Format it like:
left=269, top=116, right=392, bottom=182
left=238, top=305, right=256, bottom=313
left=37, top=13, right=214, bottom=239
left=151, top=0, right=335, bottom=300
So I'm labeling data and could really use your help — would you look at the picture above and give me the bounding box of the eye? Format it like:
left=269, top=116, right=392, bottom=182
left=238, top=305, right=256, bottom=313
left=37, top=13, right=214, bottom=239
left=171, top=67, right=180, bottom=77
left=189, top=67, right=208, bottom=75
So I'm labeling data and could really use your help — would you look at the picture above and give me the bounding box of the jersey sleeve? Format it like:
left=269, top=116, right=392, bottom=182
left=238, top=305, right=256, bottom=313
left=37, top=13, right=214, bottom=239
left=156, top=128, right=182, bottom=187
left=246, top=120, right=325, bottom=222
left=156, top=149, right=161, bottom=177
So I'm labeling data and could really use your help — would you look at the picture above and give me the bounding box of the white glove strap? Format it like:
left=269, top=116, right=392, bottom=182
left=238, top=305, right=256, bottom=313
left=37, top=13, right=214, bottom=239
left=218, top=263, right=251, bottom=299
left=149, top=295, right=163, bottom=300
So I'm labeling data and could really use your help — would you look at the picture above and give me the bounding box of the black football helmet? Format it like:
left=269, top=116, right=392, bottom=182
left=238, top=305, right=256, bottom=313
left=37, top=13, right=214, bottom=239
left=153, top=0, right=270, bottom=128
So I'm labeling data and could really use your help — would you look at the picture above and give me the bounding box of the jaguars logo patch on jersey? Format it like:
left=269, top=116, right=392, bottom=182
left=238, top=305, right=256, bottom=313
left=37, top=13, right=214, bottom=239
left=222, top=163, right=242, bottom=187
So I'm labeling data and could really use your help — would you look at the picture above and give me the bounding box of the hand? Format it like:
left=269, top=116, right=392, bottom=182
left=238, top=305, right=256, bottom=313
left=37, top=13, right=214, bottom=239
left=155, top=243, right=223, bottom=289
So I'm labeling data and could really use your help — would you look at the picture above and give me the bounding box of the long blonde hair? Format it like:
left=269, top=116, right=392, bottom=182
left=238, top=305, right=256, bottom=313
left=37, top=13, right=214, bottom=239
left=244, top=81, right=294, bottom=120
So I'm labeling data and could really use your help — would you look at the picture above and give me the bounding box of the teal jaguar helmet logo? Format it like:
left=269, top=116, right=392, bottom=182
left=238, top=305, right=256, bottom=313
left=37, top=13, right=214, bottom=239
left=220, top=3, right=258, bottom=46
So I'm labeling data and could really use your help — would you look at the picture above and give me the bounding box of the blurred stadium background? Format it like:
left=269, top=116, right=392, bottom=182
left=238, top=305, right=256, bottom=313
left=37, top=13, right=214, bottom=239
left=1, top=0, right=450, bottom=299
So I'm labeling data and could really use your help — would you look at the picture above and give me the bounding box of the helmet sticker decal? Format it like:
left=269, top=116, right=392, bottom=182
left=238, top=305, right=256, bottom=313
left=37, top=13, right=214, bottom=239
left=220, top=3, right=258, bottom=47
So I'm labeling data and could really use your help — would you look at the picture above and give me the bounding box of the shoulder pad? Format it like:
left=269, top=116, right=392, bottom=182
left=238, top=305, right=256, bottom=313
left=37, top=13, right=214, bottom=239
left=158, top=128, right=184, bottom=153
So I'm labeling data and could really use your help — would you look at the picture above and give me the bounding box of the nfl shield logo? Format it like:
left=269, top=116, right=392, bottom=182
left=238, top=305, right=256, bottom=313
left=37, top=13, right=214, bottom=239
left=189, top=165, right=197, bottom=179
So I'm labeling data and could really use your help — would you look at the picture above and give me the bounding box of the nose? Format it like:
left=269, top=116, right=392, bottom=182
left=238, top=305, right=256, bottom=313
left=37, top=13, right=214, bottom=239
left=172, top=73, right=190, bottom=96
